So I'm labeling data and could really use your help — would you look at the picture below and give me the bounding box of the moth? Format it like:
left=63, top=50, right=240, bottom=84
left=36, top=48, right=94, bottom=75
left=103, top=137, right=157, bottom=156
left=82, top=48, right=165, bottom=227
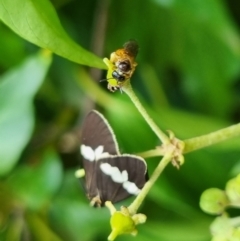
left=78, top=110, right=147, bottom=207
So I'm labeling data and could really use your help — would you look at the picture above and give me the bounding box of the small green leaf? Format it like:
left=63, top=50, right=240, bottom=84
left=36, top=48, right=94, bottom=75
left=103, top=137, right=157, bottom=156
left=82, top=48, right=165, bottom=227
left=0, top=0, right=105, bottom=69
left=0, top=51, right=52, bottom=176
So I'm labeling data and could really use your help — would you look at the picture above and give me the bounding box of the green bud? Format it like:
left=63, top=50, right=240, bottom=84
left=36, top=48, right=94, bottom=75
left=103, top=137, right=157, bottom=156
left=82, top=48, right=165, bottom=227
left=200, top=188, right=229, bottom=214
left=108, top=211, right=137, bottom=241
left=105, top=202, right=146, bottom=241
left=226, top=174, right=240, bottom=205
left=210, top=215, right=233, bottom=239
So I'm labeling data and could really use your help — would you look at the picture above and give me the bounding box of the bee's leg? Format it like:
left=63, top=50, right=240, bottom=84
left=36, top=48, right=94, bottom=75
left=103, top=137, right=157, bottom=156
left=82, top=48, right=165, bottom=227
left=107, top=83, right=121, bottom=93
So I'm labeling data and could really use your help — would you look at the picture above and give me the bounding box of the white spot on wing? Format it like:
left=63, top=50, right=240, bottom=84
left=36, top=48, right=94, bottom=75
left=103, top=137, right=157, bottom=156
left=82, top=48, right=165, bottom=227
left=81, top=144, right=110, bottom=162
left=81, top=145, right=95, bottom=161
left=95, top=146, right=104, bottom=159
left=123, top=181, right=141, bottom=195
left=100, top=163, right=128, bottom=183
left=99, top=163, right=111, bottom=174
left=100, top=162, right=141, bottom=195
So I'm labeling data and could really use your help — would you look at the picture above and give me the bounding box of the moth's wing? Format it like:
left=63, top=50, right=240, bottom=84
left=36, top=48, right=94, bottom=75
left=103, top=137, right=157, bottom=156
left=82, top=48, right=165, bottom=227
left=81, top=110, right=119, bottom=155
left=96, top=155, right=147, bottom=204
left=80, top=110, right=119, bottom=206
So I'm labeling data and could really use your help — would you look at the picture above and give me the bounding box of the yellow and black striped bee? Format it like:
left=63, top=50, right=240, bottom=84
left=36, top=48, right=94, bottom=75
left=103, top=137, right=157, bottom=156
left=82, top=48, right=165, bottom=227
left=102, top=40, right=139, bottom=92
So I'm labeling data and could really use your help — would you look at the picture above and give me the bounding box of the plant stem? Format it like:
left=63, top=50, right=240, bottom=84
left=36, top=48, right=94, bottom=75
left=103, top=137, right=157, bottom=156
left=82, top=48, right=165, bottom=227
left=137, top=122, right=240, bottom=158
left=128, top=153, right=172, bottom=215
left=184, top=122, right=240, bottom=153
left=122, top=80, right=169, bottom=144
left=136, top=149, right=164, bottom=159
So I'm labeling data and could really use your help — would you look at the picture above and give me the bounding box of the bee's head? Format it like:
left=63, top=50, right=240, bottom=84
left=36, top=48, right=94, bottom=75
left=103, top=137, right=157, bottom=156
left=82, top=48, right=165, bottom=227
left=112, top=71, right=126, bottom=82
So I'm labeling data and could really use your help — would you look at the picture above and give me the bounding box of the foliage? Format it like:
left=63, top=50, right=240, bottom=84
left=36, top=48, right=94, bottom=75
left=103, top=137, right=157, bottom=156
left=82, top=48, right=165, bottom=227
left=0, top=0, right=240, bottom=241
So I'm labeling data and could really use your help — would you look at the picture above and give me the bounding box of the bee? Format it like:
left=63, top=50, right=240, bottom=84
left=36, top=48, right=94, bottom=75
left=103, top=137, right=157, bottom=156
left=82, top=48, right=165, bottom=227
left=102, top=40, right=139, bottom=92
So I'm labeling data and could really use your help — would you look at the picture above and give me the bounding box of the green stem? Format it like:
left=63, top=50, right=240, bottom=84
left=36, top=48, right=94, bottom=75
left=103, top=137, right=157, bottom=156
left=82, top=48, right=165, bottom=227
left=128, top=153, right=172, bottom=215
left=122, top=80, right=169, bottom=144
left=136, top=149, right=164, bottom=159
left=184, top=122, right=240, bottom=153
left=108, top=228, right=119, bottom=241
left=138, top=122, right=240, bottom=158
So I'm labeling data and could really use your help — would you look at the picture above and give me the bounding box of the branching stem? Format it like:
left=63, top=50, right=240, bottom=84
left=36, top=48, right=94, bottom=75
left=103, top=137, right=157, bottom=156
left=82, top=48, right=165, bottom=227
left=128, top=153, right=172, bottom=215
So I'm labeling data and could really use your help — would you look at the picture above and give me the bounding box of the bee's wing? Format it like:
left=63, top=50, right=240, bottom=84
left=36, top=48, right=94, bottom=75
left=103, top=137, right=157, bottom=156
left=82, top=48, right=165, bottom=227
left=123, top=40, right=139, bottom=57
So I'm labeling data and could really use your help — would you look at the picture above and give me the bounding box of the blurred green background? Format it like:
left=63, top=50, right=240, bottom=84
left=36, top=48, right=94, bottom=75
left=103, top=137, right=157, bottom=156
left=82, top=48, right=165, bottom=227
left=1, top=0, right=240, bottom=240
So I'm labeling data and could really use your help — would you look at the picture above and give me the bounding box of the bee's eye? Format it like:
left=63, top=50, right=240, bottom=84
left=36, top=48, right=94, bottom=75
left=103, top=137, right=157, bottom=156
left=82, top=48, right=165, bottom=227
left=118, top=61, right=130, bottom=72
left=112, top=71, right=125, bottom=81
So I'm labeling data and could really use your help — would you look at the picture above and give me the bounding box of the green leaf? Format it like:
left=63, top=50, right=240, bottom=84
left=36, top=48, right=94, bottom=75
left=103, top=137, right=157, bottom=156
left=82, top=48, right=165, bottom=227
left=0, top=0, right=105, bottom=69
left=0, top=24, right=26, bottom=68
left=7, top=149, right=63, bottom=210
left=0, top=51, right=52, bottom=176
